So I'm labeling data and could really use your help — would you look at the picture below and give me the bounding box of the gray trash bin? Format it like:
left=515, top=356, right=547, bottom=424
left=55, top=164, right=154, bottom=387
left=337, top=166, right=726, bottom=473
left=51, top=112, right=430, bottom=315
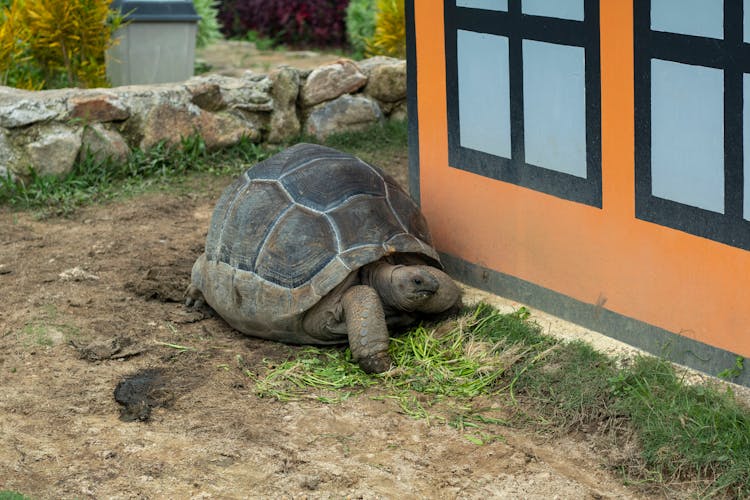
left=107, top=0, right=200, bottom=86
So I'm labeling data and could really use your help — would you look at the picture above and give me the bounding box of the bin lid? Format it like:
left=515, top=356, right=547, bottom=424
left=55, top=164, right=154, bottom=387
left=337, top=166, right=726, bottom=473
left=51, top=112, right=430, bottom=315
left=112, top=0, right=201, bottom=22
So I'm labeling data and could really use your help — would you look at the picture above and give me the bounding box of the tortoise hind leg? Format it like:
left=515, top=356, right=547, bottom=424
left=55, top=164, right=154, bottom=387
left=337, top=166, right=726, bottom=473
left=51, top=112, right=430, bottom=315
left=185, top=284, right=205, bottom=308
left=342, top=285, right=392, bottom=374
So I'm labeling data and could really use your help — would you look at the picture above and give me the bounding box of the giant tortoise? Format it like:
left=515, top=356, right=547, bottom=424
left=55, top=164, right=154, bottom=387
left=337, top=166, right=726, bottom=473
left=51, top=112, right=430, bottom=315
left=187, top=143, right=461, bottom=373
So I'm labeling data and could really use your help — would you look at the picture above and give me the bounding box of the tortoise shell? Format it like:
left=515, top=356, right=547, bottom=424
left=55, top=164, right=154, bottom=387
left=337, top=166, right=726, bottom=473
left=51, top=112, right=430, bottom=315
left=193, top=143, right=441, bottom=339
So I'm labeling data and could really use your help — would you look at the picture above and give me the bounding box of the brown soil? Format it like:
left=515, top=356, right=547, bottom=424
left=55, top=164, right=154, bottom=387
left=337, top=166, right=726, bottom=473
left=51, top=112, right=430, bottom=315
left=196, top=40, right=343, bottom=76
left=0, top=44, right=651, bottom=499
left=0, top=153, right=651, bottom=499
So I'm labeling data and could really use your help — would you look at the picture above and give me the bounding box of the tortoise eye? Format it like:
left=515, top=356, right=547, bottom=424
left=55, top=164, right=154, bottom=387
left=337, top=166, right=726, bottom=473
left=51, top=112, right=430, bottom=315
left=412, top=278, right=423, bottom=286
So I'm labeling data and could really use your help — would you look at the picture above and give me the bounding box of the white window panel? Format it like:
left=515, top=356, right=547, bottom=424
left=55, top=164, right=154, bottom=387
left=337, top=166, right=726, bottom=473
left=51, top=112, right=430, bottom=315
left=651, top=59, right=724, bottom=213
left=456, top=0, right=507, bottom=11
left=651, top=0, right=723, bottom=39
left=457, top=30, right=511, bottom=159
left=523, top=40, right=587, bottom=177
left=522, top=0, right=583, bottom=21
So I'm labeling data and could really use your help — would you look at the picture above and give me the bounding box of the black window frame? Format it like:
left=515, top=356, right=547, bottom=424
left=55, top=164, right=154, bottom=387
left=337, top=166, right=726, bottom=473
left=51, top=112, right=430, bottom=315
left=444, top=0, right=602, bottom=207
left=634, top=0, right=750, bottom=249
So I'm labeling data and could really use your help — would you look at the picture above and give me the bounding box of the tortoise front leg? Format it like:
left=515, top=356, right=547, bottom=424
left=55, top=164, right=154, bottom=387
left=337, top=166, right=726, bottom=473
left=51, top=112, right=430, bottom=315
left=342, top=285, right=392, bottom=374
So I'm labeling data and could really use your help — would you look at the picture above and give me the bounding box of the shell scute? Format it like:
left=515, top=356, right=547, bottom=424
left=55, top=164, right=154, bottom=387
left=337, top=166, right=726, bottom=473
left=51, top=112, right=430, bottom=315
left=328, top=196, right=404, bottom=249
left=211, top=181, right=290, bottom=271
left=385, top=177, right=432, bottom=243
left=254, top=206, right=337, bottom=288
left=280, top=157, right=384, bottom=212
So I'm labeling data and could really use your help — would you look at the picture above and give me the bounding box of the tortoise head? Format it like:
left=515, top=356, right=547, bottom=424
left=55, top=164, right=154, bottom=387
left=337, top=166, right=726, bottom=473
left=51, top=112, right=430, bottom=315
left=388, top=265, right=462, bottom=314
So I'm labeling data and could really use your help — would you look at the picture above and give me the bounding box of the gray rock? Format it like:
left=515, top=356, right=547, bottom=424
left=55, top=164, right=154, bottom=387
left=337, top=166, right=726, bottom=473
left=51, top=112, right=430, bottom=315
left=25, top=123, right=83, bottom=177
left=197, top=111, right=261, bottom=149
left=80, top=123, right=130, bottom=164
left=356, top=56, right=403, bottom=77
left=0, top=57, right=407, bottom=172
left=0, top=128, right=24, bottom=178
left=140, top=103, right=259, bottom=151
left=0, top=88, right=66, bottom=128
left=195, top=73, right=274, bottom=112
left=139, top=103, right=202, bottom=150
left=305, top=94, right=384, bottom=140
left=363, top=59, right=406, bottom=103
left=110, top=85, right=191, bottom=124
left=300, top=60, right=367, bottom=107
left=186, top=82, right=225, bottom=111
left=389, top=100, right=408, bottom=122
left=268, top=66, right=301, bottom=144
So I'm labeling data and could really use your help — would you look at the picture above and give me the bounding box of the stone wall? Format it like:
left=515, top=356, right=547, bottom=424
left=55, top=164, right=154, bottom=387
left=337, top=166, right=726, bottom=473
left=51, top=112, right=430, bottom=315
left=0, top=56, right=406, bottom=179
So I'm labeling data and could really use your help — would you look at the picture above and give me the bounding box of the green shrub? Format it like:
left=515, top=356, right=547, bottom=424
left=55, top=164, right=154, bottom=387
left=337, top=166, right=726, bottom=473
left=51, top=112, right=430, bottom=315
left=194, top=0, right=223, bottom=48
left=345, top=0, right=376, bottom=59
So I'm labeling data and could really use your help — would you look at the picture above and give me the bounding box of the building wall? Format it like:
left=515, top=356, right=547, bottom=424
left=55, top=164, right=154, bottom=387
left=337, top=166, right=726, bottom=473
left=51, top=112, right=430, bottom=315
left=409, top=0, right=750, bottom=384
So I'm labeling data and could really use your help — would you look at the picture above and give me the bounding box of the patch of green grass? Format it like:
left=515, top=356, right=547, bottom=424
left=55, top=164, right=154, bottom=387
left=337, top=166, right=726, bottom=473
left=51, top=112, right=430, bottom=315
left=319, top=119, right=407, bottom=158
left=512, top=340, right=620, bottom=430
left=0, top=492, right=30, bottom=500
left=0, top=135, right=272, bottom=217
left=249, top=303, right=750, bottom=497
left=17, top=304, right=79, bottom=348
left=612, top=356, right=750, bottom=497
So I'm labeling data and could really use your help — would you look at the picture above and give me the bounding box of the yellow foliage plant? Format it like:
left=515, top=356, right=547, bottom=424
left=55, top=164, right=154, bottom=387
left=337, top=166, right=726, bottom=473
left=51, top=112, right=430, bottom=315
left=366, top=0, right=405, bottom=59
left=0, top=0, right=123, bottom=89
left=0, top=1, right=36, bottom=89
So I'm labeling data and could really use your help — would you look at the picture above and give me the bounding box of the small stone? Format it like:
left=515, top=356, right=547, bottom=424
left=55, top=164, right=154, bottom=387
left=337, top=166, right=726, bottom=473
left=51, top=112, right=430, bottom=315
left=59, top=267, right=100, bottom=281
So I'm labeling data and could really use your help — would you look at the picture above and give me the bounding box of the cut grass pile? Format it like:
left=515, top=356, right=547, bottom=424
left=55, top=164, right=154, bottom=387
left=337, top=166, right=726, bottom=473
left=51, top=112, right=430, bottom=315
left=248, top=303, right=750, bottom=498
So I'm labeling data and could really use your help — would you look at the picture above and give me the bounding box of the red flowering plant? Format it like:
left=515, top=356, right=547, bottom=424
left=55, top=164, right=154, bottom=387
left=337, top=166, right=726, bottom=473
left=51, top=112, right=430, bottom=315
left=218, top=0, right=349, bottom=48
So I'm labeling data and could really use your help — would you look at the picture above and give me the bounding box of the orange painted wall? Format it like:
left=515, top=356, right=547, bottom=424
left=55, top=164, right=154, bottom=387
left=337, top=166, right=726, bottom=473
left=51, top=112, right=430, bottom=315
left=415, top=0, right=750, bottom=358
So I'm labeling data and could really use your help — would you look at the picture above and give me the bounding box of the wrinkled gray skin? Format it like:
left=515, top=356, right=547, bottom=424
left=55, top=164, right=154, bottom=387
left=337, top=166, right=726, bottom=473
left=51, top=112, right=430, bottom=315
left=186, top=259, right=461, bottom=373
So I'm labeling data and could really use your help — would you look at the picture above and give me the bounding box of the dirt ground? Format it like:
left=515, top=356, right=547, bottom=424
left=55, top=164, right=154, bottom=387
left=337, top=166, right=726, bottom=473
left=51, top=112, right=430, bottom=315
left=195, top=40, right=342, bottom=76
left=1, top=42, right=654, bottom=499
left=0, top=152, right=654, bottom=499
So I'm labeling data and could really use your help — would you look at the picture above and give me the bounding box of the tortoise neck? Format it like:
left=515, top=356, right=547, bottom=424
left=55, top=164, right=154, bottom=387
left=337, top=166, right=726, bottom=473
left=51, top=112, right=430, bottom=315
left=361, top=261, right=401, bottom=309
